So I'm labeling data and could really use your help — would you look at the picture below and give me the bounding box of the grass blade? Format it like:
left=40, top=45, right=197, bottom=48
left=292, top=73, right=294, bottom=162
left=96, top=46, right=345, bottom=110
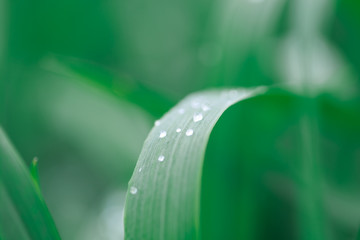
left=30, top=157, right=40, bottom=188
left=0, top=127, right=60, bottom=240
left=0, top=182, right=31, bottom=240
left=124, top=87, right=267, bottom=239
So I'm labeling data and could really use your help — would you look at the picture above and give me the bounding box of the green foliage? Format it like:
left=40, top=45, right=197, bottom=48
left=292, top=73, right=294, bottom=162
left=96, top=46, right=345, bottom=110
left=124, top=85, right=360, bottom=239
left=0, top=128, right=60, bottom=239
left=0, top=0, right=359, bottom=239
left=125, top=87, right=267, bottom=239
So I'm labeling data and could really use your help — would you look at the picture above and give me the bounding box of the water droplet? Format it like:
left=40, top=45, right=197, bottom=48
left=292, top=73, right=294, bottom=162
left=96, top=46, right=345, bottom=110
left=201, top=104, right=211, bottom=111
left=159, top=131, right=167, bottom=138
left=139, top=167, right=142, bottom=172
left=191, top=100, right=201, bottom=109
left=130, top=187, right=138, bottom=195
left=186, top=129, right=194, bottom=136
left=176, top=128, right=181, bottom=133
left=178, top=108, right=185, bottom=114
left=193, top=113, right=203, bottom=122
left=158, top=155, right=165, bottom=162
left=155, top=120, right=161, bottom=126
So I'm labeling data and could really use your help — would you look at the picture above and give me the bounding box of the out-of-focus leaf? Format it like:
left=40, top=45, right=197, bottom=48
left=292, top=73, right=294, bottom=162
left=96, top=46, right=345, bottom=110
left=0, top=183, right=30, bottom=240
left=110, top=0, right=208, bottom=97
left=278, top=36, right=358, bottom=99
left=204, top=0, right=287, bottom=87
left=2, top=61, right=153, bottom=239
left=45, top=57, right=175, bottom=118
left=30, top=157, right=40, bottom=188
left=0, top=127, right=60, bottom=240
left=5, top=61, right=153, bottom=183
left=331, top=0, right=360, bottom=80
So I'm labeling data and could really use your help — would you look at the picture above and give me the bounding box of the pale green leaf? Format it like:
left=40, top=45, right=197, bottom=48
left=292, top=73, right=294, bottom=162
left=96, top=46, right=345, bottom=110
left=124, top=86, right=267, bottom=239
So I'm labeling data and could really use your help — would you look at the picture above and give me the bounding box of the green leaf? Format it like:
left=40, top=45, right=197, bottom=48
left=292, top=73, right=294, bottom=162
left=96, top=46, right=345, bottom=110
left=124, top=86, right=267, bottom=239
left=0, top=127, right=61, bottom=240
left=205, top=0, right=286, bottom=87
left=0, top=182, right=31, bottom=240
left=30, top=157, right=40, bottom=188
left=5, top=64, right=153, bottom=183
left=2, top=63, right=154, bottom=239
left=125, top=86, right=359, bottom=239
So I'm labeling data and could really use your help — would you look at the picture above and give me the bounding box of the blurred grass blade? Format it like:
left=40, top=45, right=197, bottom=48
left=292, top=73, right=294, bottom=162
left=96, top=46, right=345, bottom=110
left=0, top=127, right=60, bottom=240
left=204, top=0, right=286, bottom=87
left=30, top=157, right=40, bottom=190
left=0, top=182, right=31, bottom=240
left=124, top=87, right=267, bottom=239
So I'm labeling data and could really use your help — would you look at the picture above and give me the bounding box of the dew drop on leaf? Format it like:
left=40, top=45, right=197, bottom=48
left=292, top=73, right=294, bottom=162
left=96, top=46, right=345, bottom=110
left=201, top=104, right=210, bottom=111
left=130, top=187, right=138, bottom=195
left=193, top=113, right=203, bottom=122
left=178, top=108, right=185, bottom=114
left=191, top=100, right=201, bottom=109
left=186, top=129, right=194, bottom=136
left=176, top=128, right=182, bottom=133
left=159, top=131, right=167, bottom=138
left=158, top=155, right=165, bottom=162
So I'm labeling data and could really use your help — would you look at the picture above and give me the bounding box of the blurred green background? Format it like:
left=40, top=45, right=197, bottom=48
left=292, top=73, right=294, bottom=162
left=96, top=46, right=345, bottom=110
left=0, top=0, right=359, bottom=239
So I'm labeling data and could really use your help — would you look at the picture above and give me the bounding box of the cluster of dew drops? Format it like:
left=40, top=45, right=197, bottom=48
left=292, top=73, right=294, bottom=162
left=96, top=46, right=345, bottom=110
left=130, top=90, right=243, bottom=195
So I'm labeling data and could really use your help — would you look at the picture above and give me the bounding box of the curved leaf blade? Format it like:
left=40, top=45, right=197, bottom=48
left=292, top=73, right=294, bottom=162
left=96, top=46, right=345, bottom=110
left=0, top=127, right=60, bottom=240
left=124, top=87, right=267, bottom=240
